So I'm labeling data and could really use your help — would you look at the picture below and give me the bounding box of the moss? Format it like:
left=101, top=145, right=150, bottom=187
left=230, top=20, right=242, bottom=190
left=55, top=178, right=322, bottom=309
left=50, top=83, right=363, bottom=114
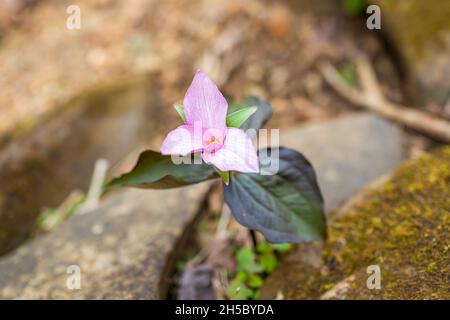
left=262, top=147, right=450, bottom=299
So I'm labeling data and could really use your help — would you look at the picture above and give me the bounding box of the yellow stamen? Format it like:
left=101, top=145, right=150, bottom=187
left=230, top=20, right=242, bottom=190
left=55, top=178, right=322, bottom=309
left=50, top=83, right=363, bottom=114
left=207, top=137, right=220, bottom=145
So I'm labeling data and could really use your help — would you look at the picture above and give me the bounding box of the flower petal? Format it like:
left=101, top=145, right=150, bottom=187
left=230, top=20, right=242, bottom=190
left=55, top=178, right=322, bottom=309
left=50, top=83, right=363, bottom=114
left=160, top=125, right=204, bottom=156
left=202, top=128, right=259, bottom=173
left=183, top=70, right=228, bottom=130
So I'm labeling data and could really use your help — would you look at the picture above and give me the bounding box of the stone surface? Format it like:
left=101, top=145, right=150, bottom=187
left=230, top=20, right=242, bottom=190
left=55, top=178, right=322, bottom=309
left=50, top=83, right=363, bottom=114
left=371, top=0, right=450, bottom=106
left=0, top=182, right=210, bottom=299
left=0, top=76, right=168, bottom=255
left=178, top=265, right=216, bottom=300
left=261, top=147, right=450, bottom=299
left=279, top=112, right=405, bottom=212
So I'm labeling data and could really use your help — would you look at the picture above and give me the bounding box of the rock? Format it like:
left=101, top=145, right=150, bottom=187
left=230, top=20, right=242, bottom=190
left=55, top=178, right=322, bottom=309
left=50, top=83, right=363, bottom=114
left=280, top=113, right=405, bottom=211
left=0, top=76, right=169, bottom=255
left=370, top=0, right=450, bottom=106
left=178, top=265, right=216, bottom=300
left=261, top=147, right=450, bottom=299
left=0, top=182, right=211, bottom=299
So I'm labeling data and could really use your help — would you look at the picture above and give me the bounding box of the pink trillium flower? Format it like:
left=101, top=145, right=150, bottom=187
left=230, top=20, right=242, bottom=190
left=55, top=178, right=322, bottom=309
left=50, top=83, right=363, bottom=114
left=161, top=70, right=259, bottom=173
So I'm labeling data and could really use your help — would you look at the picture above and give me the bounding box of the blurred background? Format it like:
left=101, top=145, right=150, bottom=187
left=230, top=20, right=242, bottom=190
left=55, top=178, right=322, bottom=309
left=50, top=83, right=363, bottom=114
left=0, top=0, right=448, bottom=299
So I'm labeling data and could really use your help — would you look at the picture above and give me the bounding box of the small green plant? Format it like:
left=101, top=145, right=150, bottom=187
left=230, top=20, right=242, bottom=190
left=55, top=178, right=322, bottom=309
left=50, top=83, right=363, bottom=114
left=35, top=192, right=86, bottom=232
left=338, top=63, right=357, bottom=87
left=226, top=243, right=292, bottom=300
left=175, top=250, right=198, bottom=274
left=343, top=0, right=366, bottom=16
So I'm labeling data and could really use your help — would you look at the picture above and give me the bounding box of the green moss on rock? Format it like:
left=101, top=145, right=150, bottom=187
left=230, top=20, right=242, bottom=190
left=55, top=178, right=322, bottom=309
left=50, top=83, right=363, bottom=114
left=262, top=147, right=450, bottom=299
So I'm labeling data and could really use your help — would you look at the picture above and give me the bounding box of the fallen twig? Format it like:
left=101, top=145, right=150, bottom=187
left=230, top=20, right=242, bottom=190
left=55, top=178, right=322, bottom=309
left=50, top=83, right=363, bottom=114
left=319, top=55, right=450, bottom=143
left=79, top=158, right=109, bottom=214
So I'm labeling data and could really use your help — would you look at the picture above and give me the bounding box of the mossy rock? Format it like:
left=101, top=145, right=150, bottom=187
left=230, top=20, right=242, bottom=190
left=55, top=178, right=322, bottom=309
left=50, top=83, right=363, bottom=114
left=261, top=147, right=450, bottom=299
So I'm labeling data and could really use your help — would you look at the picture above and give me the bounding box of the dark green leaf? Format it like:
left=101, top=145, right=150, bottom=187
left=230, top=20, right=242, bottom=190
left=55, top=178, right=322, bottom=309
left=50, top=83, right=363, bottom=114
left=107, top=150, right=216, bottom=189
left=226, top=106, right=257, bottom=128
left=224, top=147, right=326, bottom=243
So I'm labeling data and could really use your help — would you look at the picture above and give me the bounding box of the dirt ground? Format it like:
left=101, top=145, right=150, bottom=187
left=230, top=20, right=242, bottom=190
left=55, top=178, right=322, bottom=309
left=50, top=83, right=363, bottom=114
left=0, top=0, right=404, bottom=139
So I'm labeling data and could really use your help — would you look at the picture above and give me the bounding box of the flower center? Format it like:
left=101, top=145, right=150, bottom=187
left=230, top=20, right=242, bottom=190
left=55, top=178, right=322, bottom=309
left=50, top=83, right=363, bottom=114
left=204, top=135, right=223, bottom=153
left=207, top=137, right=220, bottom=145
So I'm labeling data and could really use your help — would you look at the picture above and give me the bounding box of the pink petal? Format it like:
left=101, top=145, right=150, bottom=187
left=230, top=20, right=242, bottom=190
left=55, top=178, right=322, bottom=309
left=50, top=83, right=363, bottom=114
left=183, top=70, right=228, bottom=130
left=202, top=128, right=259, bottom=173
left=160, top=125, right=204, bottom=156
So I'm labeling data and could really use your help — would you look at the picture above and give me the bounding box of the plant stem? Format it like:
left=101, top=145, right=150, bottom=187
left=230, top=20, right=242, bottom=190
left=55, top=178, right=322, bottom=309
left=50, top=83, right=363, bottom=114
left=249, top=229, right=258, bottom=249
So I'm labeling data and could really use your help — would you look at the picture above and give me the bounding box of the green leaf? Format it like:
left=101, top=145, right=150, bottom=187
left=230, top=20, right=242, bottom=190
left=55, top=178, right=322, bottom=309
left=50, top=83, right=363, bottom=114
left=271, top=243, right=292, bottom=253
left=226, top=277, right=243, bottom=299
left=259, top=252, right=278, bottom=273
left=235, top=271, right=248, bottom=282
left=173, top=103, right=186, bottom=122
left=226, top=106, right=257, bottom=128
left=343, top=0, right=365, bottom=16
left=214, top=167, right=230, bottom=185
left=107, top=150, right=217, bottom=189
left=228, top=282, right=254, bottom=300
left=256, top=242, right=272, bottom=254
left=227, top=274, right=254, bottom=300
left=175, top=261, right=186, bottom=273
left=338, top=63, right=357, bottom=87
left=247, top=274, right=264, bottom=288
left=224, top=147, right=326, bottom=243
left=173, top=97, right=271, bottom=131
left=227, top=96, right=273, bottom=131
left=236, top=248, right=264, bottom=273
left=252, top=290, right=261, bottom=300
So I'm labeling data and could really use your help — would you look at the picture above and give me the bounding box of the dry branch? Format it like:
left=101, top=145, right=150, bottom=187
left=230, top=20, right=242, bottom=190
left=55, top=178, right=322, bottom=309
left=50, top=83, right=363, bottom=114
left=319, top=55, right=450, bottom=143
